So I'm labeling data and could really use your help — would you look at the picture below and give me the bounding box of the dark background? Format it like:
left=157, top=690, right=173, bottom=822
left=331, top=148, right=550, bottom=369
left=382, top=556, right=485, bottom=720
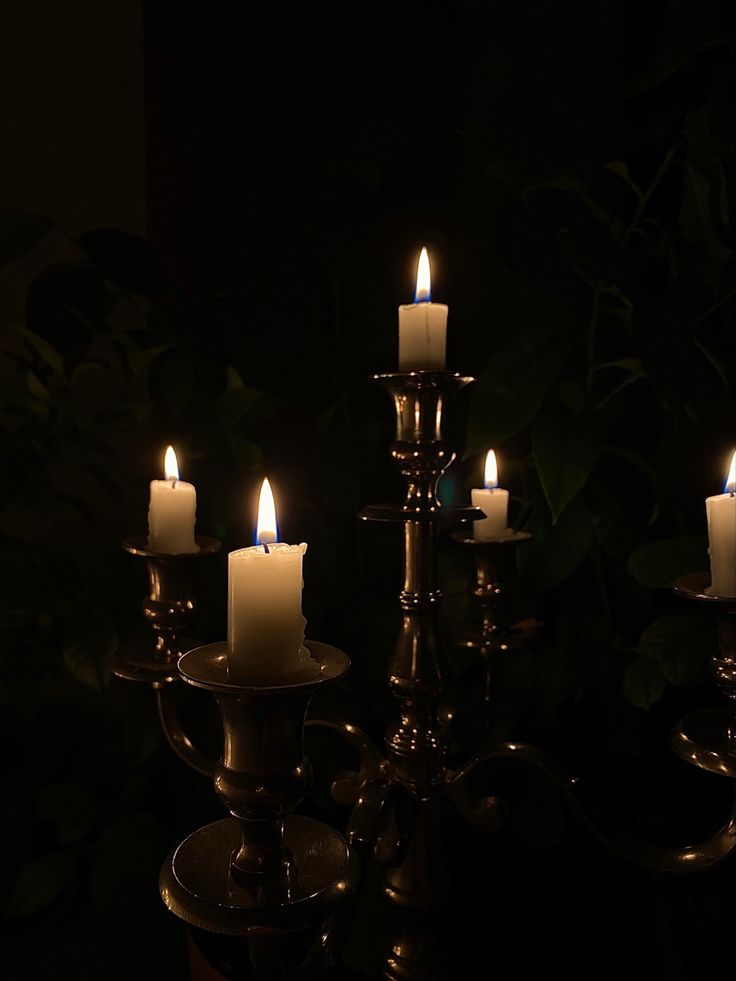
left=1, top=2, right=734, bottom=979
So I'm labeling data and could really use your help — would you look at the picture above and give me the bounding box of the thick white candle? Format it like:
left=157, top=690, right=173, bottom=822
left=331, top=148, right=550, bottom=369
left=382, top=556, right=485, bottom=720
left=398, top=247, right=447, bottom=370
left=706, top=451, right=736, bottom=597
left=227, top=479, right=310, bottom=681
left=147, top=445, right=197, bottom=553
left=472, top=450, right=510, bottom=540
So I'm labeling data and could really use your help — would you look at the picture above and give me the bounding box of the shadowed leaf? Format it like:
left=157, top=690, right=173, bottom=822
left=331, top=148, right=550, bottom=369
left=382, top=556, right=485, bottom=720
left=6, top=850, right=77, bottom=916
left=533, top=409, right=600, bottom=523
left=628, top=536, right=708, bottom=588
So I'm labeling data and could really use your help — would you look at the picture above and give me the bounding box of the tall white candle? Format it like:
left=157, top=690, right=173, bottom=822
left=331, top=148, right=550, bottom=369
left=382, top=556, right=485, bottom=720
left=471, top=450, right=510, bottom=540
left=398, top=247, right=448, bottom=370
left=706, top=451, right=736, bottom=597
left=147, top=445, right=197, bottom=553
left=227, top=478, right=310, bottom=681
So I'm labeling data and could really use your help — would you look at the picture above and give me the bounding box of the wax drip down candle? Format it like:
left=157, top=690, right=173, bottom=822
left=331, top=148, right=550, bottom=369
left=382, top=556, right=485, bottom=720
left=147, top=445, right=197, bottom=553
left=471, top=450, right=510, bottom=540
left=398, top=247, right=448, bottom=370
left=227, top=478, right=311, bottom=682
left=706, top=450, right=736, bottom=597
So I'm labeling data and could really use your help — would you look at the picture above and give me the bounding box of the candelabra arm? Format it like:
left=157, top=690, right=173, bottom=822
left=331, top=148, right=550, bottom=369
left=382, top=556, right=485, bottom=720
left=156, top=686, right=216, bottom=778
left=305, top=717, right=384, bottom=781
left=447, top=741, right=736, bottom=873
left=305, top=717, right=393, bottom=856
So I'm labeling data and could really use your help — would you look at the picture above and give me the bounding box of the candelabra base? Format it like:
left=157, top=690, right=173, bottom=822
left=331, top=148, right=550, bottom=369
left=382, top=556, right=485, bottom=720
left=160, top=815, right=359, bottom=936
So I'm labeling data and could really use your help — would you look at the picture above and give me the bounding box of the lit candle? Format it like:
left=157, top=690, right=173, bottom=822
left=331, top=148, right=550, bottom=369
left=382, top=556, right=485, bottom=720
left=471, top=450, right=510, bottom=540
left=227, top=478, right=310, bottom=681
left=398, top=247, right=448, bottom=370
left=147, top=445, right=197, bottom=553
left=706, top=451, right=736, bottom=597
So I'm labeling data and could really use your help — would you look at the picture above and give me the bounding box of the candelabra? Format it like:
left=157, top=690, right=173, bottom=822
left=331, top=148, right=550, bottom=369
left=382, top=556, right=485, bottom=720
left=115, top=382, right=736, bottom=981
left=307, top=370, right=736, bottom=979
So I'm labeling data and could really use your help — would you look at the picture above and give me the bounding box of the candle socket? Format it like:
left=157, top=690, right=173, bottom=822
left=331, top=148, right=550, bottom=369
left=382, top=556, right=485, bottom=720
left=450, top=532, right=535, bottom=737
left=159, top=640, right=360, bottom=935
left=671, top=573, right=736, bottom=777
left=113, top=535, right=220, bottom=687
left=452, top=531, right=532, bottom=657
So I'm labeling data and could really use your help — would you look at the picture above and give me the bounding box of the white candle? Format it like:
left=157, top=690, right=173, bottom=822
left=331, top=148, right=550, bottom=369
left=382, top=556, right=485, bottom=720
left=706, top=451, right=736, bottom=597
left=471, top=450, right=510, bottom=540
left=147, top=445, right=197, bottom=553
left=398, top=247, right=448, bottom=370
left=227, top=478, right=310, bottom=681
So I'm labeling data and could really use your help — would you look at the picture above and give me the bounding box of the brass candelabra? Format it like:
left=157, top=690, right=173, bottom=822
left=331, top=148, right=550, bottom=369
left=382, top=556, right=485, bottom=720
left=115, top=373, right=736, bottom=981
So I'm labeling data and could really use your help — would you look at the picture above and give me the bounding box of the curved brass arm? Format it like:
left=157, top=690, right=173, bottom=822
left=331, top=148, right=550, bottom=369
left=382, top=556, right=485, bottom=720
left=156, top=686, right=216, bottom=778
left=305, top=717, right=393, bottom=856
left=447, top=741, right=736, bottom=874
left=305, top=717, right=384, bottom=779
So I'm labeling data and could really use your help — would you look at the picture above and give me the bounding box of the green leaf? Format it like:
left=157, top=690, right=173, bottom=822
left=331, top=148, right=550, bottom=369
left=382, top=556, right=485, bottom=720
left=594, top=358, right=642, bottom=373
left=0, top=208, right=52, bottom=267
left=218, top=386, right=265, bottom=429
left=63, top=613, right=116, bottom=691
left=623, top=655, right=666, bottom=709
left=533, top=409, right=600, bottom=523
left=605, top=161, right=642, bottom=198
left=34, top=784, right=98, bottom=844
left=467, top=334, right=568, bottom=454
left=11, top=325, right=65, bottom=376
left=679, top=163, right=734, bottom=288
left=628, top=536, right=708, bottom=589
left=6, top=850, right=77, bottom=916
left=26, top=370, right=50, bottom=402
left=520, top=497, right=593, bottom=592
left=639, top=615, right=710, bottom=687
left=229, top=434, right=264, bottom=471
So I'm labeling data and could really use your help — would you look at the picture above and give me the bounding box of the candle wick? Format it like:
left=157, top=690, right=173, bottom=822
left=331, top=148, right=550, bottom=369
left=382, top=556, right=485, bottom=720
left=170, top=478, right=177, bottom=489
left=262, top=542, right=270, bottom=554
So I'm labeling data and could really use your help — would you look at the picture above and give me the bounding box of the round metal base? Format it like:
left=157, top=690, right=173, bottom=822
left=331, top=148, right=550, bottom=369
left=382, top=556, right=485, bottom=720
left=160, top=816, right=359, bottom=935
left=110, top=638, right=188, bottom=687
left=122, top=533, right=222, bottom=558
left=671, top=707, right=736, bottom=777
left=674, top=572, right=736, bottom=605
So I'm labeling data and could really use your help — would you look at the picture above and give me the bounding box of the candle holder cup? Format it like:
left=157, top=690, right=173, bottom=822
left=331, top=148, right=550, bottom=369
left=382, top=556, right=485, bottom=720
left=114, top=535, right=221, bottom=687
left=159, top=639, right=360, bottom=937
left=450, top=530, right=535, bottom=732
left=112, top=535, right=222, bottom=777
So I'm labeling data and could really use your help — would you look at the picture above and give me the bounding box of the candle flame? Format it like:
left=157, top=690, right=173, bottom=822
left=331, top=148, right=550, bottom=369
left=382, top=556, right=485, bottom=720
left=164, top=445, right=179, bottom=482
left=484, top=449, right=499, bottom=489
left=256, top=478, right=278, bottom=545
left=414, top=247, right=431, bottom=303
left=725, top=450, right=736, bottom=494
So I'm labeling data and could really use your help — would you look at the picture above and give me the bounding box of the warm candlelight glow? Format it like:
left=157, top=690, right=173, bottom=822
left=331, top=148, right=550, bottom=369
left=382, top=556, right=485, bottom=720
left=414, top=247, right=431, bottom=303
left=726, top=450, right=736, bottom=494
left=484, top=449, right=499, bottom=489
left=164, top=445, right=179, bottom=482
left=256, top=478, right=278, bottom=545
